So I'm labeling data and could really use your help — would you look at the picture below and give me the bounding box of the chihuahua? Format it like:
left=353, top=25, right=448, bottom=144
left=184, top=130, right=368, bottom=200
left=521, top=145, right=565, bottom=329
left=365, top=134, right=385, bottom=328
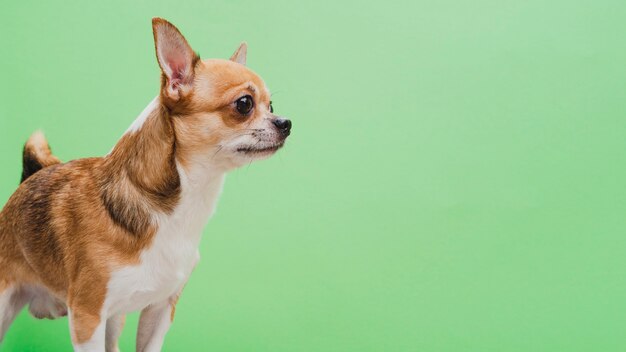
left=0, top=18, right=290, bottom=351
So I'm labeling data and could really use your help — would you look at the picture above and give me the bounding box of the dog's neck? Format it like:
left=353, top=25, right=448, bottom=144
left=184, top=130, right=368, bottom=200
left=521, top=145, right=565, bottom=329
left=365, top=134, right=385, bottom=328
left=99, top=96, right=224, bottom=236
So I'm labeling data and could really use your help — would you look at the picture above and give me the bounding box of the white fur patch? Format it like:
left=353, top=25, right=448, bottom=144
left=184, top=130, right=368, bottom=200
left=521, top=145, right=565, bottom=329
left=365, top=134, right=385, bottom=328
left=126, top=97, right=159, bottom=134
left=107, top=97, right=160, bottom=156
left=104, top=162, right=225, bottom=316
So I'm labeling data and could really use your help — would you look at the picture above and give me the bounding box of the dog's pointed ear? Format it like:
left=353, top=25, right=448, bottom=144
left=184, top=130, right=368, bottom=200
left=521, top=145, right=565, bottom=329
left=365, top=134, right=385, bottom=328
left=230, top=42, right=247, bottom=65
left=152, top=18, right=199, bottom=101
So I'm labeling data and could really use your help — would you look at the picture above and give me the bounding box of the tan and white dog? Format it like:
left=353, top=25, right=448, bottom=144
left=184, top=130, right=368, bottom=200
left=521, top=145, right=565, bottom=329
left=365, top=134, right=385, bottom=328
left=0, top=18, right=290, bottom=351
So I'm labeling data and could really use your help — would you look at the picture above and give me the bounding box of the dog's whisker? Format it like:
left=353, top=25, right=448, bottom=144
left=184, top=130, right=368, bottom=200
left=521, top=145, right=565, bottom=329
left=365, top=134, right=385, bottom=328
left=211, top=145, right=223, bottom=159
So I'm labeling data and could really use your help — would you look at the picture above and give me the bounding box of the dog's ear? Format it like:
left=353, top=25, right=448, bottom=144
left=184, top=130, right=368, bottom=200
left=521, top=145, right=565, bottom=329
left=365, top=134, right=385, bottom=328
left=230, top=42, right=247, bottom=65
left=152, top=18, right=198, bottom=101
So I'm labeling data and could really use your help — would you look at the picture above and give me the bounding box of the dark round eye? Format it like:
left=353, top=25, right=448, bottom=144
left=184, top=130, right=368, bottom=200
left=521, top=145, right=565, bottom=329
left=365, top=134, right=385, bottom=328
left=235, top=95, right=254, bottom=115
left=269, top=101, right=274, bottom=113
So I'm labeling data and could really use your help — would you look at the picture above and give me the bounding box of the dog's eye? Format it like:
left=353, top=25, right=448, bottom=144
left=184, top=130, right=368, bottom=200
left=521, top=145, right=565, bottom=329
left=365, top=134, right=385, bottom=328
left=235, top=95, right=254, bottom=115
left=269, top=101, right=274, bottom=113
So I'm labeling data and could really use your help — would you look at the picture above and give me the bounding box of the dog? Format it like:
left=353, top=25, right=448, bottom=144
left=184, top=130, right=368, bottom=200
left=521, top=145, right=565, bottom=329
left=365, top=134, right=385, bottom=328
left=0, top=18, right=291, bottom=351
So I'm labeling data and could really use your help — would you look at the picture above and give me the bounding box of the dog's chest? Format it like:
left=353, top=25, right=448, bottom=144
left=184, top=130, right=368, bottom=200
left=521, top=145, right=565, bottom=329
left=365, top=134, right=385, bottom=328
left=106, top=169, right=224, bottom=314
left=106, top=223, right=199, bottom=314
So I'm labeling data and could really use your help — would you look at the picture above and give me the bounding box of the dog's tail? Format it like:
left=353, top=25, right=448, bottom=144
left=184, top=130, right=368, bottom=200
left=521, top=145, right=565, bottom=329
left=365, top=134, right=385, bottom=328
left=21, top=131, right=61, bottom=183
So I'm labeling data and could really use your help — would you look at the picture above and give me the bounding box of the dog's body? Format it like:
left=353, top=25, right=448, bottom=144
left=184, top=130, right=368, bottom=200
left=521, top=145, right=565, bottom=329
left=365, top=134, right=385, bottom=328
left=0, top=18, right=290, bottom=351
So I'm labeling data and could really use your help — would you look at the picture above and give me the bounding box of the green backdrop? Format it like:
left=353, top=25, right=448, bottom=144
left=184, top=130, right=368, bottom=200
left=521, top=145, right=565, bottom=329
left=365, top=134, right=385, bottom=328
left=1, top=0, right=626, bottom=351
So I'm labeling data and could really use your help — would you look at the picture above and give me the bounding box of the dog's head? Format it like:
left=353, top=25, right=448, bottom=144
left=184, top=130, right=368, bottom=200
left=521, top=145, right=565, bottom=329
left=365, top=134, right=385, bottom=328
left=151, top=18, right=290, bottom=171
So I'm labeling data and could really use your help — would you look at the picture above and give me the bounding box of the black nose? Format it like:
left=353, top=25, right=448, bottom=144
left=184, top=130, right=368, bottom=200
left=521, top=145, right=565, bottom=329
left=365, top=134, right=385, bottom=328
left=273, top=118, right=292, bottom=136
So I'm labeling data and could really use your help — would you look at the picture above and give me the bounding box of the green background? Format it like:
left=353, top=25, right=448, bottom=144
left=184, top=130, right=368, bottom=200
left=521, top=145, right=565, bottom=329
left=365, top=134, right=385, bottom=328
left=1, top=0, right=625, bottom=351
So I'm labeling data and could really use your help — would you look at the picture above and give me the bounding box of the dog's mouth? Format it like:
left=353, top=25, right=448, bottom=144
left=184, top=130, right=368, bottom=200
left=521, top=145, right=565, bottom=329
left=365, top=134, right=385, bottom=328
left=236, top=142, right=284, bottom=155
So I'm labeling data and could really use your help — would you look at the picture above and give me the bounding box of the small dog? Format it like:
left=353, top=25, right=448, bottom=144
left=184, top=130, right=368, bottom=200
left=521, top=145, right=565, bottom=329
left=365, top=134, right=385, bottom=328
left=0, top=18, right=290, bottom=351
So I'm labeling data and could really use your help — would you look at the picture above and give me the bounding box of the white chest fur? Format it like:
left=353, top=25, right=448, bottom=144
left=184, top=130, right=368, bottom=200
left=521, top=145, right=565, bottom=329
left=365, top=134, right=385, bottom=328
left=105, top=163, right=225, bottom=316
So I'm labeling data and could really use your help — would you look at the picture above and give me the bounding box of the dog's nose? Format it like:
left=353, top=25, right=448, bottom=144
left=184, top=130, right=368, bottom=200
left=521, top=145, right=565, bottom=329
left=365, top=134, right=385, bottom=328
left=273, top=118, right=291, bottom=136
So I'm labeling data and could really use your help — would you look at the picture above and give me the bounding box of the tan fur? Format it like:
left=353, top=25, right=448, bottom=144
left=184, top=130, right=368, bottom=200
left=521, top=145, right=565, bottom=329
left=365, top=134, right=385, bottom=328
left=229, top=42, right=248, bottom=65
left=0, top=17, right=288, bottom=347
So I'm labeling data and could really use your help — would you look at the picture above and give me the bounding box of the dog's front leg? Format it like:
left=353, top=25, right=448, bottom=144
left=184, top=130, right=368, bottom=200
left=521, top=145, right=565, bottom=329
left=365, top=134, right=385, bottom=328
left=136, top=293, right=180, bottom=352
left=69, top=307, right=107, bottom=352
left=105, top=314, right=125, bottom=352
left=68, top=278, right=108, bottom=352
